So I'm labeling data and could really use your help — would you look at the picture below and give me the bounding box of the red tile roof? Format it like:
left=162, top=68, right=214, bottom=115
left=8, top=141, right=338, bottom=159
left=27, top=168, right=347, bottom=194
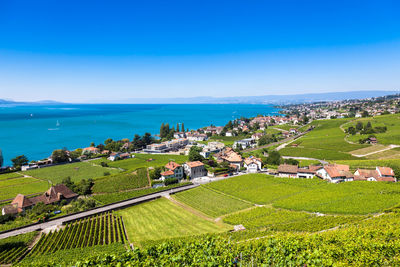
left=161, top=170, right=174, bottom=176
left=165, top=161, right=181, bottom=171
left=186, top=161, right=204, bottom=168
left=377, top=167, right=395, bottom=177
left=11, top=194, right=33, bottom=211
left=278, top=164, right=298, bottom=174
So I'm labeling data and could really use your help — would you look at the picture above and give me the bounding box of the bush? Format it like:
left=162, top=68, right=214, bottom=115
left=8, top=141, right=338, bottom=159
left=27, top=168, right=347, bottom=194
left=164, top=178, right=179, bottom=186
left=103, top=171, right=110, bottom=176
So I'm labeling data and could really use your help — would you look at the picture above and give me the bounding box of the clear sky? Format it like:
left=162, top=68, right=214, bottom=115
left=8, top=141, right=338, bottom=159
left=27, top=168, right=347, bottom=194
left=0, top=0, right=399, bottom=103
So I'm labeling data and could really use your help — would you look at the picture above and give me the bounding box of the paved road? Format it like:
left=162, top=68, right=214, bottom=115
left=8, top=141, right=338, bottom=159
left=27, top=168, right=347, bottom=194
left=0, top=184, right=199, bottom=240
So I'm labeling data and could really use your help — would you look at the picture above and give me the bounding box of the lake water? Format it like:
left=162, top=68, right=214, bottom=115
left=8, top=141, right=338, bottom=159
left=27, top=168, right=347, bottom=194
left=0, top=104, right=280, bottom=165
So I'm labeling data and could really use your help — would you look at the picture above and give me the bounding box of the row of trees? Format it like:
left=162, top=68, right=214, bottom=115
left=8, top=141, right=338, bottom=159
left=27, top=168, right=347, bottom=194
left=347, top=121, right=387, bottom=135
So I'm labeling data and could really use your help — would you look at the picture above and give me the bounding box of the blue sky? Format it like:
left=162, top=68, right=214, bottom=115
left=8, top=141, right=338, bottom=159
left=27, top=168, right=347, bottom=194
left=0, top=0, right=399, bottom=102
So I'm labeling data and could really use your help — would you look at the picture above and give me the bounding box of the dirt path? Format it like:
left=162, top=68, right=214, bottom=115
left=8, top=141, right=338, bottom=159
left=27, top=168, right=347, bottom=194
left=352, top=144, right=400, bottom=157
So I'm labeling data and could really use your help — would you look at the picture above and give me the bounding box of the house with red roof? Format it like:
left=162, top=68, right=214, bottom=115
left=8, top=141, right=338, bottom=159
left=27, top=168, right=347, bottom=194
left=316, top=164, right=354, bottom=183
left=161, top=161, right=184, bottom=180
left=2, top=184, right=78, bottom=215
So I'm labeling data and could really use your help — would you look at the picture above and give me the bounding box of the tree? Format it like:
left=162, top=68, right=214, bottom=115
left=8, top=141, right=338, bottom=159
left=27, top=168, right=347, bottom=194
left=90, top=142, right=95, bottom=147
left=51, top=149, right=69, bottom=163
left=347, top=126, right=356, bottom=135
left=150, top=167, right=162, bottom=180
left=356, top=122, right=363, bottom=131
left=176, top=123, right=180, bottom=132
left=266, top=150, right=281, bottom=165
left=104, top=138, right=113, bottom=145
left=11, top=155, right=28, bottom=168
left=362, top=110, right=369, bottom=117
left=189, top=146, right=204, bottom=161
left=181, top=123, right=185, bottom=132
left=142, top=133, right=153, bottom=146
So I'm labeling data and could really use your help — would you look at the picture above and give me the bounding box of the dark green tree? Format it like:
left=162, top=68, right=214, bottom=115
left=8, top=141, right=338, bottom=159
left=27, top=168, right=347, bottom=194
left=189, top=146, right=204, bottom=161
left=11, top=155, right=28, bottom=168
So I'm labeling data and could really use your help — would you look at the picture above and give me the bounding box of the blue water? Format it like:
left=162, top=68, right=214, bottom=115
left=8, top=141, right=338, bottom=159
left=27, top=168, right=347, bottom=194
left=0, top=104, right=280, bottom=166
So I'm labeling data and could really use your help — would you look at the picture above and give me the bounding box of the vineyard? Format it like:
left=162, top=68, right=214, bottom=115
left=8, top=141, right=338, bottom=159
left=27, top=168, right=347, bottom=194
left=173, top=186, right=252, bottom=218
left=0, top=232, right=37, bottom=265
left=27, top=212, right=127, bottom=257
left=92, top=168, right=149, bottom=193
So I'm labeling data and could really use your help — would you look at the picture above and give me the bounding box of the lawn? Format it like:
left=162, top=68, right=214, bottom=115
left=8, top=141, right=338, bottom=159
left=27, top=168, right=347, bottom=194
left=205, top=174, right=326, bottom=204
left=118, top=198, right=231, bottom=245
left=279, top=118, right=366, bottom=160
left=92, top=168, right=149, bottom=193
left=173, top=186, right=252, bottom=218
left=93, top=153, right=188, bottom=171
left=25, top=161, right=120, bottom=184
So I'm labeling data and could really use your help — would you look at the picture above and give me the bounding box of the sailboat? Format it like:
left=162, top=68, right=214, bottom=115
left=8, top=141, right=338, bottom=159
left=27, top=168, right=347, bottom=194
left=48, top=120, right=60, bottom=131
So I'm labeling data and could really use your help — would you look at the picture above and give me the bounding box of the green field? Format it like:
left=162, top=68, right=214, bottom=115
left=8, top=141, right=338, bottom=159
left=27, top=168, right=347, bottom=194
left=0, top=172, right=23, bottom=181
left=205, top=174, right=325, bottom=204
left=25, top=162, right=120, bottom=184
left=173, top=186, right=252, bottom=218
left=92, top=182, right=192, bottom=204
left=279, top=118, right=366, bottom=160
left=93, top=153, right=188, bottom=171
left=118, top=198, right=231, bottom=245
left=205, top=174, right=400, bottom=214
left=92, top=168, right=149, bottom=193
left=346, top=114, right=400, bottom=145
left=0, top=180, right=49, bottom=201
left=223, top=207, right=311, bottom=229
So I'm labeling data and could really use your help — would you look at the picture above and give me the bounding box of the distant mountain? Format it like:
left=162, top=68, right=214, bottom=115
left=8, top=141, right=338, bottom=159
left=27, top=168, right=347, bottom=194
left=1, top=90, right=398, bottom=105
left=122, top=90, right=399, bottom=104
left=0, top=99, right=64, bottom=105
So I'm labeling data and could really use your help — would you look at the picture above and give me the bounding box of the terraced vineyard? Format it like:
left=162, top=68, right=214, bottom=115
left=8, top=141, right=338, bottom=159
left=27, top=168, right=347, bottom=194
left=0, top=232, right=37, bottom=265
left=28, top=212, right=126, bottom=257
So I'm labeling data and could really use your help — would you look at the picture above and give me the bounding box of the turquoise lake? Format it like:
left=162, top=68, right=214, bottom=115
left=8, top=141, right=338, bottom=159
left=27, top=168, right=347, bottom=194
left=0, top=104, right=280, bottom=165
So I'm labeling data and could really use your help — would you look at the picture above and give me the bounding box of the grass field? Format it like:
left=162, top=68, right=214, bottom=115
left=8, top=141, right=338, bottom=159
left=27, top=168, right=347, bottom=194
left=205, top=174, right=325, bottom=204
left=0, top=180, right=49, bottom=201
left=349, top=144, right=388, bottom=156
left=173, top=186, right=252, bottom=218
left=93, top=153, right=188, bottom=171
left=25, top=162, right=120, bottom=184
left=92, top=168, right=149, bottom=193
left=118, top=198, right=231, bottom=245
left=279, top=118, right=366, bottom=160
left=346, top=114, right=400, bottom=145
left=0, top=172, right=23, bottom=181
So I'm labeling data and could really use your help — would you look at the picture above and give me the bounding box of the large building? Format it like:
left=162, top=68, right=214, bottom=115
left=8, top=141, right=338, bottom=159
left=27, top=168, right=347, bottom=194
left=2, top=184, right=78, bottom=215
left=183, top=161, right=207, bottom=179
